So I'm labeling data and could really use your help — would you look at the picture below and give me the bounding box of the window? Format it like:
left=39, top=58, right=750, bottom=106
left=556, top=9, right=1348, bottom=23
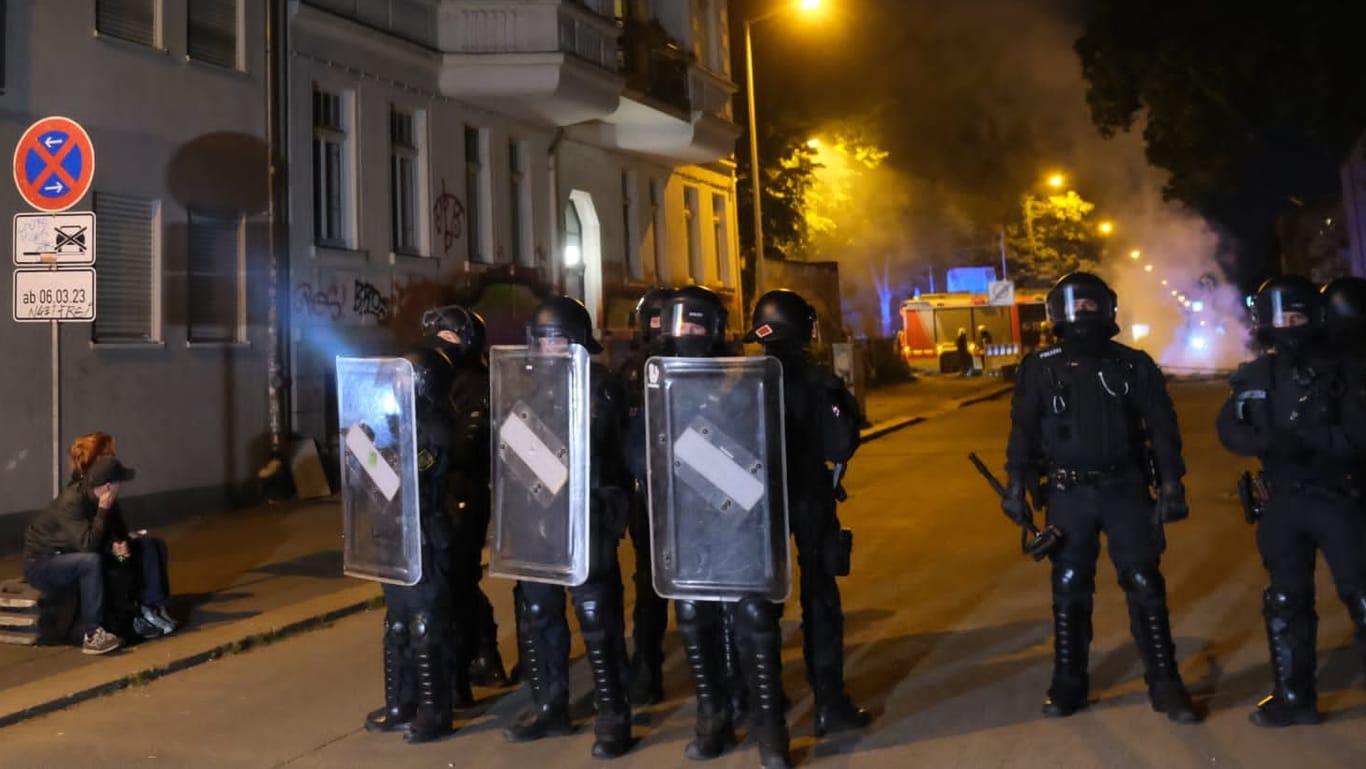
left=465, top=126, right=490, bottom=263
left=684, top=186, right=701, bottom=281
left=622, top=171, right=642, bottom=281
left=96, top=0, right=157, bottom=48
left=509, top=140, right=532, bottom=266
left=650, top=179, right=667, bottom=282
left=187, top=209, right=243, bottom=343
left=1, top=1, right=7, bottom=93
left=390, top=107, right=421, bottom=255
left=712, top=193, right=730, bottom=286
left=92, top=192, right=160, bottom=343
left=313, top=87, right=351, bottom=248
left=188, top=0, right=238, bottom=69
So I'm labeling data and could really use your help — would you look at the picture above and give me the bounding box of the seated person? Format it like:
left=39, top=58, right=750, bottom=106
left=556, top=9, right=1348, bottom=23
left=23, top=455, right=136, bottom=654
left=68, top=434, right=176, bottom=639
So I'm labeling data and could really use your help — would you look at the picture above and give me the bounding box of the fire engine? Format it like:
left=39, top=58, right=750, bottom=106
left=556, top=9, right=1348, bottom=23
left=897, top=288, right=1050, bottom=372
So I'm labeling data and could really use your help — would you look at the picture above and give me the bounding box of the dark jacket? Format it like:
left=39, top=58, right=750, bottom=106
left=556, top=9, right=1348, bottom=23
left=24, top=481, right=120, bottom=560
left=1006, top=340, right=1184, bottom=483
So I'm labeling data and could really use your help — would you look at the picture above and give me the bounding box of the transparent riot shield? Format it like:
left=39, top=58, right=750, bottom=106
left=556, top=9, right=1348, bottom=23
left=336, top=356, right=422, bottom=585
left=645, top=356, right=790, bottom=602
left=488, top=344, right=591, bottom=586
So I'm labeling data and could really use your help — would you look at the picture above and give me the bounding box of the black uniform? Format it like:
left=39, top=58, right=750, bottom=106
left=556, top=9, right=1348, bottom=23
left=1216, top=282, right=1366, bottom=727
left=745, top=288, right=870, bottom=740
left=649, top=285, right=794, bottom=769
left=1004, top=272, right=1198, bottom=723
left=365, top=342, right=459, bottom=743
left=446, top=362, right=506, bottom=697
left=504, top=296, right=634, bottom=759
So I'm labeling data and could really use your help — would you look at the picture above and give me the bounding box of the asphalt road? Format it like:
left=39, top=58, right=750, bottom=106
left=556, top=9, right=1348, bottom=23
left=4, top=381, right=1365, bottom=769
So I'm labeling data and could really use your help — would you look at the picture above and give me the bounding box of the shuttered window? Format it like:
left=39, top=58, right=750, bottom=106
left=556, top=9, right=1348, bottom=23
left=187, top=209, right=242, bottom=343
left=93, top=193, right=159, bottom=343
left=188, top=0, right=237, bottom=69
left=390, top=108, right=420, bottom=254
left=96, top=0, right=156, bottom=48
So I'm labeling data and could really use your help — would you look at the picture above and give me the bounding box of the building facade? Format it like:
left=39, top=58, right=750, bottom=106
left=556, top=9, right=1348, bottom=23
left=0, top=0, right=270, bottom=524
left=288, top=0, right=743, bottom=458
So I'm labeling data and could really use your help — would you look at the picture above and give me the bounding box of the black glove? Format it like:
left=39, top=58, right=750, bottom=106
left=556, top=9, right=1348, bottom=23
left=1001, top=479, right=1033, bottom=529
left=1155, top=481, right=1189, bottom=523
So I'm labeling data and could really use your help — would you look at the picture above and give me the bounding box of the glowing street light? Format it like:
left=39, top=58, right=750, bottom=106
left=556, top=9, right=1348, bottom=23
left=806, top=137, right=821, bottom=149
left=1099, top=220, right=1114, bottom=236
left=745, top=0, right=828, bottom=299
left=1047, top=173, right=1066, bottom=189
left=1130, top=249, right=1141, bottom=259
left=1161, top=279, right=1168, bottom=286
left=1144, top=264, right=1153, bottom=273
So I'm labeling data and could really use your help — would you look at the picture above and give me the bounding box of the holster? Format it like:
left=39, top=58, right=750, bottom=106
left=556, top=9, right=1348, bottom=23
left=823, top=528, right=853, bottom=577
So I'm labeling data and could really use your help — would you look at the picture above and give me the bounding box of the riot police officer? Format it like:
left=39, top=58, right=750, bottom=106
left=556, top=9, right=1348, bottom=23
left=420, top=306, right=508, bottom=702
left=645, top=285, right=794, bottom=769
left=1216, top=275, right=1366, bottom=727
left=618, top=287, right=674, bottom=705
left=1003, top=272, right=1199, bottom=723
left=743, top=289, right=870, bottom=738
left=363, top=309, right=464, bottom=743
left=503, top=296, right=635, bottom=758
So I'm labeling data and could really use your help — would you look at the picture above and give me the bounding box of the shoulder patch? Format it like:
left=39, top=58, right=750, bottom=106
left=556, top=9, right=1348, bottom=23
left=1039, top=348, right=1062, bottom=358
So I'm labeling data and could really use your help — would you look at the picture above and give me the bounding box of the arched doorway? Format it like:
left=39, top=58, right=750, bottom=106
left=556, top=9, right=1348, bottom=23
left=564, top=190, right=603, bottom=331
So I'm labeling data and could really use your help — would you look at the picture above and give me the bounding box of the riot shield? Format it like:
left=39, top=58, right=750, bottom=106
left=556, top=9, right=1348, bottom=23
left=336, top=356, right=422, bottom=585
left=488, top=344, right=591, bottom=586
left=645, top=356, right=790, bottom=602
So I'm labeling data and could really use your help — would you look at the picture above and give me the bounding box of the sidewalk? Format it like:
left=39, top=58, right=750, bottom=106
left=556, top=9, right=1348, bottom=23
left=0, top=373, right=1012, bottom=729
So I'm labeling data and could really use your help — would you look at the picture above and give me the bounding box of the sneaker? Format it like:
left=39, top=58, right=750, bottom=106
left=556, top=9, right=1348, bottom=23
left=141, top=604, right=176, bottom=635
left=82, top=627, right=123, bottom=655
left=131, top=616, right=163, bottom=640
left=154, top=605, right=178, bottom=632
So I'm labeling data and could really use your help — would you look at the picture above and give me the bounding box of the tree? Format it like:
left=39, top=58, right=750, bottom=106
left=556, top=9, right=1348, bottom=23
left=736, top=119, right=818, bottom=302
left=1005, top=189, right=1105, bottom=287
left=1075, top=1, right=1366, bottom=287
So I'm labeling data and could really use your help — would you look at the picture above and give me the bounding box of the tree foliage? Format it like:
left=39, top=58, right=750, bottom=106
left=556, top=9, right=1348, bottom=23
left=1005, top=190, right=1103, bottom=287
left=1075, top=1, right=1366, bottom=284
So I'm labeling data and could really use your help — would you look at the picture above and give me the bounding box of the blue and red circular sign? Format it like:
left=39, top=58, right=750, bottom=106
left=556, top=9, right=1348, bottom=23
left=13, top=116, right=95, bottom=212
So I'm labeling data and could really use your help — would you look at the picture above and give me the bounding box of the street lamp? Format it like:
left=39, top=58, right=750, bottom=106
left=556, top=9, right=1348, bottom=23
left=1098, top=220, right=1114, bottom=236
left=1047, top=173, right=1066, bottom=190
left=745, top=0, right=825, bottom=301
left=1129, top=249, right=1141, bottom=259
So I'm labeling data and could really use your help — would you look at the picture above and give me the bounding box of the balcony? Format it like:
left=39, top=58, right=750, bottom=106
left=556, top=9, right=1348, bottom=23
left=300, top=0, right=440, bottom=47
left=436, top=0, right=624, bottom=126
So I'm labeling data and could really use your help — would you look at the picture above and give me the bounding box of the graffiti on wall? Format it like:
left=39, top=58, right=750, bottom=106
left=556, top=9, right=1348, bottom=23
left=353, top=279, right=390, bottom=323
left=294, top=273, right=392, bottom=326
left=433, top=179, right=465, bottom=256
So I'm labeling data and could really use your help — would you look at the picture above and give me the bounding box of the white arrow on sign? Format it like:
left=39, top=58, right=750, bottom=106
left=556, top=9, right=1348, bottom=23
left=42, top=136, right=63, bottom=150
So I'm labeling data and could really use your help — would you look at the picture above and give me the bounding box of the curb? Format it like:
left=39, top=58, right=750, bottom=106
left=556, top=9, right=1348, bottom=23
left=859, top=384, right=1014, bottom=443
left=0, top=584, right=382, bottom=729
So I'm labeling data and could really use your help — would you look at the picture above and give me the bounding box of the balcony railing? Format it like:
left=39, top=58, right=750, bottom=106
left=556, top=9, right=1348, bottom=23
left=439, top=1, right=620, bottom=71
left=689, top=65, right=735, bottom=122
left=302, top=0, right=438, bottom=48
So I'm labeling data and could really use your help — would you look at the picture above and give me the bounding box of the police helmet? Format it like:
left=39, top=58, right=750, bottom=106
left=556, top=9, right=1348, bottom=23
left=662, top=285, right=728, bottom=356
left=421, top=304, right=486, bottom=357
left=742, top=289, right=816, bottom=344
left=527, top=295, right=603, bottom=353
left=1045, top=272, right=1119, bottom=339
left=633, top=287, right=675, bottom=342
left=1251, top=275, right=1322, bottom=332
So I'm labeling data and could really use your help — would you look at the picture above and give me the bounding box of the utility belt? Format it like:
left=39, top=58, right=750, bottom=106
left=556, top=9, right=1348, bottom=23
left=1263, top=472, right=1361, bottom=501
left=1047, top=464, right=1144, bottom=492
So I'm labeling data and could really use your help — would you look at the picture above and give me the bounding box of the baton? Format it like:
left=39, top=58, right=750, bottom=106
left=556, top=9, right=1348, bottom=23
left=967, top=452, right=1063, bottom=561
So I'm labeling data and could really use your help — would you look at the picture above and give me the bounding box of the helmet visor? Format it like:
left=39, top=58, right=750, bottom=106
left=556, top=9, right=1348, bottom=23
left=1267, top=290, right=1311, bottom=329
left=1048, top=284, right=1112, bottom=324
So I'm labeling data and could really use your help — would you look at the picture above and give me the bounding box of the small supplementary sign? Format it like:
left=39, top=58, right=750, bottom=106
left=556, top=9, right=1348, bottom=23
left=987, top=280, right=1015, bottom=307
left=13, top=211, right=95, bottom=265
left=13, top=268, right=96, bottom=322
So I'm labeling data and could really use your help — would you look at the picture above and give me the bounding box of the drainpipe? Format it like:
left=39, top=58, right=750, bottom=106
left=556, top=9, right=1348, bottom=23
left=548, top=128, right=566, bottom=293
left=260, top=0, right=292, bottom=489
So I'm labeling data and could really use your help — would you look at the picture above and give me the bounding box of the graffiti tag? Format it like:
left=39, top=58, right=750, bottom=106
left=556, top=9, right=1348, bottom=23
left=354, top=279, right=391, bottom=323
left=433, top=180, right=465, bottom=256
left=294, top=282, right=343, bottom=321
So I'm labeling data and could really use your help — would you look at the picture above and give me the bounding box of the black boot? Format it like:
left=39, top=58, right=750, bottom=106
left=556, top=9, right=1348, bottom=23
left=740, top=600, right=791, bottom=769
left=468, top=590, right=510, bottom=688
left=719, top=604, right=750, bottom=727
left=451, top=649, right=475, bottom=710
left=504, top=598, right=572, bottom=742
left=628, top=651, right=664, bottom=706
left=405, top=614, right=454, bottom=744
left=578, top=597, right=634, bottom=759
left=1250, top=589, right=1320, bottom=728
left=677, top=601, right=735, bottom=760
left=1121, top=569, right=1200, bottom=724
left=814, top=693, right=871, bottom=737
left=365, top=617, right=414, bottom=732
left=1042, top=597, right=1091, bottom=718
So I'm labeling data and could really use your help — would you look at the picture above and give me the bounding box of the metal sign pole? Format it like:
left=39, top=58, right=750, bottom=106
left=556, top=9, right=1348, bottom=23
left=51, top=316, right=59, bottom=496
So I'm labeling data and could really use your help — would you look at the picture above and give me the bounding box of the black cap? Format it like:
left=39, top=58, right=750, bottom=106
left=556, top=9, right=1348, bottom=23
left=87, top=455, right=135, bottom=487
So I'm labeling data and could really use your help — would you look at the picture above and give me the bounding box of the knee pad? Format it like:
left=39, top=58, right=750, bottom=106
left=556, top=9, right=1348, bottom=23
left=1263, top=588, right=1310, bottom=619
left=1118, top=567, right=1165, bottom=600
left=576, top=598, right=605, bottom=634
left=384, top=616, right=409, bottom=642
left=675, top=600, right=703, bottom=626
left=1051, top=562, right=1095, bottom=598
left=521, top=594, right=551, bottom=623
left=736, top=598, right=778, bottom=632
left=410, top=612, right=433, bottom=641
